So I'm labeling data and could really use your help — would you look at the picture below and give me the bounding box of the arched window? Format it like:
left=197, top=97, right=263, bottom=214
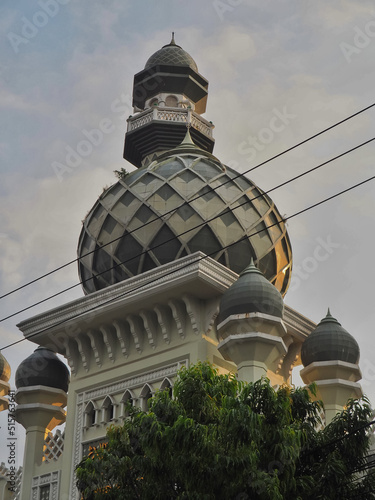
left=149, top=97, right=159, bottom=108
left=84, top=401, right=97, bottom=428
left=121, top=390, right=134, bottom=418
left=160, top=378, right=173, bottom=399
left=165, top=95, right=178, bottom=107
left=102, top=396, right=115, bottom=423
left=140, top=384, right=153, bottom=412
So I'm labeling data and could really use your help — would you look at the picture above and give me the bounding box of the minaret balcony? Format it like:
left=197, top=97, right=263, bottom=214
left=127, top=106, right=214, bottom=137
left=124, top=106, right=215, bottom=167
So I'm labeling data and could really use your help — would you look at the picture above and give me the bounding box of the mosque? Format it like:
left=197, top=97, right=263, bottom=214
left=0, top=35, right=364, bottom=500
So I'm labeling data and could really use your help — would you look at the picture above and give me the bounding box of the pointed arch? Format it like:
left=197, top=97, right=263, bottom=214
left=160, top=377, right=173, bottom=399
left=140, top=383, right=153, bottom=412
left=84, top=401, right=98, bottom=428
left=102, top=395, right=115, bottom=423
left=121, top=389, right=135, bottom=418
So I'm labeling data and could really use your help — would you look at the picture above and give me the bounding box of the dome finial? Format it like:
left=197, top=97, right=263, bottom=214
left=170, top=32, right=176, bottom=45
left=240, top=257, right=262, bottom=277
left=180, top=127, right=196, bottom=146
left=321, top=308, right=340, bottom=325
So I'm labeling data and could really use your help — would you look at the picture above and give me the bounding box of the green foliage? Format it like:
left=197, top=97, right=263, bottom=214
left=114, top=167, right=129, bottom=180
left=76, top=362, right=375, bottom=500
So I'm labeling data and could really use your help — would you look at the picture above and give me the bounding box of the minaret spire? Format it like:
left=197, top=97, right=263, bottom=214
left=170, top=32, right=176, bottom=45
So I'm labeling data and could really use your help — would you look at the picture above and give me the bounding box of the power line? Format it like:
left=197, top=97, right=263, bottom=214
left=1, top=135, right=374, bottom=324
left=1, top=101, right=375, bottom=301
left=1, top=170, right=375, bottom=352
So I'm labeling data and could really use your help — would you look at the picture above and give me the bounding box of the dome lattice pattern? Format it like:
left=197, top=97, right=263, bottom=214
left=145, top=44, right=198, bottom=72
left=78, top=146, right=292, bottom=295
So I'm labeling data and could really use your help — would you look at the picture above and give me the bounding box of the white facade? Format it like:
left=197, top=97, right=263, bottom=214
left=2, top=252, right=316, bottom=500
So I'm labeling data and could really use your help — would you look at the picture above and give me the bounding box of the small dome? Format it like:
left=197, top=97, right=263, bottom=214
left=218, top=259, right=284, bottom=324
left=145, top=34, right=198, bottom=72
left=15, top=347, right=70, bottom=393
left=301, top=310, right=360, bottom=367
left=0, top=351, right=11, bottom=383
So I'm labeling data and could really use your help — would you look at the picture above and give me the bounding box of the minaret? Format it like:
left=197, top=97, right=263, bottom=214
left=300, top=310, right=362, bottom=425
left=77, top=35, right=292, bottom=295
left=216, top=260, right=289, bottom=383
left=14, top=347, right=69, bottom=500
left=124, top=33, right=215, bottom=167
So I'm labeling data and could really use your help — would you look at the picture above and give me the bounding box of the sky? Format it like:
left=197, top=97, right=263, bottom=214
left=1, top=0, right=375, bottom=466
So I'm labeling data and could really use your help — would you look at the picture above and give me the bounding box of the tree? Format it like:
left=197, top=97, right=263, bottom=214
left=76, top=362, right=375, bottom=499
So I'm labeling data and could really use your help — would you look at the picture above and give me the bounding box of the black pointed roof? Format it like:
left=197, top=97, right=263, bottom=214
left=301, top=309, right=360, bottom=366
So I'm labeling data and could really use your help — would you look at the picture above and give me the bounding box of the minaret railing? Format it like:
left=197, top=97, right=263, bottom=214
left=127, top=107, right=214, bottom=137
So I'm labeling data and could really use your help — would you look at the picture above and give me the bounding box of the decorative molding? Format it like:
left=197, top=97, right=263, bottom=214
left=63, top=337, right=78, bottom=376
left=168, top=299, right=186, bottom=338
left=31, top=471, right=60, bottom=500
left=100, top=325, right=116, bottom=363
left=140, top=310, right=158, bottom=349
left=87, top=329, right=103, bottom=368
left=83, top=360, right=187, bottom=401
left=182, top=295, right=201, bottom=335
left=0, top=463, right=22, bottom=500
left=283, top=307, right=316, bottom=339
left=126, top=315, right=143, bottom=353
left=154, top=304, right=171, bottom=344
left=204, top=297, right=220, bottom=335
left=76, top=334, right=91, bottom=372
left=113, top=320, right=129, bottom=357
left=17, top=252, right=238, bottom=339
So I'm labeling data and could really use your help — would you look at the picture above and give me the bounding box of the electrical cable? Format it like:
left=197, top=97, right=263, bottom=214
left=1, top=135, right=374, bottom=324
left=1, top=170, right=375, bottom=352
left=1, top=101, right=375, bottom=301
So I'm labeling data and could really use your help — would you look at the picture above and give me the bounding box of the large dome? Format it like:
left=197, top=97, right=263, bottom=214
left=78, top=140, right=292, bottom=295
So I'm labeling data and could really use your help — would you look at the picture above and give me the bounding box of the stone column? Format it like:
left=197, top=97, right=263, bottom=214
left=217, top=313, right=288, bottom=383
left=14, top=386, right=67, bottom=500
left=300, top=360, right=362, bottom=424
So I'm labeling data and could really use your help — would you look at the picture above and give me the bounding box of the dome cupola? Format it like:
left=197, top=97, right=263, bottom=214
left=301, top=309, right=360, bottom=367
left=145, top=33, right=198, bottom=72
left=218, top=259, right=284, bottom=325
left=15, top=347, right=70, bottom=392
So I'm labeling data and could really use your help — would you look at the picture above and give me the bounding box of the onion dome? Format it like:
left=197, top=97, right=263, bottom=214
left=301, top=309, right=360, bottom=367
left=78, top=140, right=292, bottom=295
left=145, top=33, right=198, bottom=72
left=218, top=259, right=284, bottom=324
left=0, top=351, right=10, bottom=383
left=15, top=347, right=70, bottom=393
